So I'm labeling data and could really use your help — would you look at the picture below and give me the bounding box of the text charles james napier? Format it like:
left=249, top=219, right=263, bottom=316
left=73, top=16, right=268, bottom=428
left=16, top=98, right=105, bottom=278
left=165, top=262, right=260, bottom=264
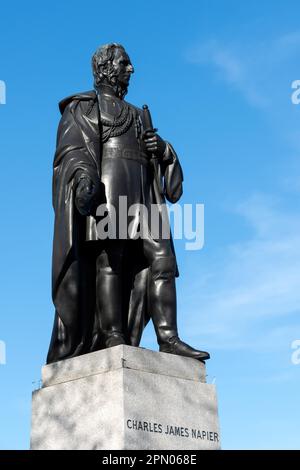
left=126, top=419, right=219, bottom=442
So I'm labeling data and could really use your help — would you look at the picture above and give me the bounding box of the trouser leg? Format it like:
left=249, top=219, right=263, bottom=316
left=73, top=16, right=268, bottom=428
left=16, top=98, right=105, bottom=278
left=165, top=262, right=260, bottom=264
left=96, top=241, right=126, bottom=346
left=149, top=255, right=178, bottom=344
left=142, top=237, right=178, bottom=344
left=143, top=236, right=210, bottom=360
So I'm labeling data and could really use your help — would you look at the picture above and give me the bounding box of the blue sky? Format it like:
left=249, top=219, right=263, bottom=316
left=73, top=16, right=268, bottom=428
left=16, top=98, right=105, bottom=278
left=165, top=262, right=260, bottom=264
left=0, top=0, right=300, bottom=450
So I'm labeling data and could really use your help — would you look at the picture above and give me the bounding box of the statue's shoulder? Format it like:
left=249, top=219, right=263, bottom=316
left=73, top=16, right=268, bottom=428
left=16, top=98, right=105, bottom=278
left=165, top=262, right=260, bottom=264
left=124, top=99, right=142, bottom=115
left=58, top=90, right=97, bottom=115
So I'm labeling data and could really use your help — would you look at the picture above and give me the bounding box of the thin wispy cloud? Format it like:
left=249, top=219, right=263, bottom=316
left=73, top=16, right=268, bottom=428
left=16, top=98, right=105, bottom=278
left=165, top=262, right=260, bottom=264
left=183, top=33, right=300, bottom=355
left=275, top=31, right=300, bottom=57
left=187, top=31, right=300, bottom=110
left=182, top=193, right=300, bottom=352
left=187, top=39, right=268, bottom=108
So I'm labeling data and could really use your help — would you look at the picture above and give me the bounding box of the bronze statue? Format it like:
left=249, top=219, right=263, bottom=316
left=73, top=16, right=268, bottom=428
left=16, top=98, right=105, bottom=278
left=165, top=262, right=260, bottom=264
left=47, top=43, right=210, bottom=364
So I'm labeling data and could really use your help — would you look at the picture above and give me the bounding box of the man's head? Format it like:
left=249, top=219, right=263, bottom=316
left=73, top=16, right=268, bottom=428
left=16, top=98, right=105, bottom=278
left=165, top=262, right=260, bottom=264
left=92, top=43, right=134, bottom=99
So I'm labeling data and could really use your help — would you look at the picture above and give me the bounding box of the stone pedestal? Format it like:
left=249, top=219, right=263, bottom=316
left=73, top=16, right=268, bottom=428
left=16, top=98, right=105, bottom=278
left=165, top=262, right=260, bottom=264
left=31, top=345, right=220, bottom=450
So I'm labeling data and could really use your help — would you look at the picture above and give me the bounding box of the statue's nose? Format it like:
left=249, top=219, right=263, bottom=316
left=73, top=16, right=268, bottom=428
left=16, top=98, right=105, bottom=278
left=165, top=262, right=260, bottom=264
left=127, top=64, right=134, bottom=74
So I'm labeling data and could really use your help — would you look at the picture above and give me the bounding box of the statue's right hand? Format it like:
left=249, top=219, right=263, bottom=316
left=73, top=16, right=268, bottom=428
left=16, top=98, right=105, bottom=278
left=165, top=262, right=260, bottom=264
left=75, top=175, right=98, bottom=216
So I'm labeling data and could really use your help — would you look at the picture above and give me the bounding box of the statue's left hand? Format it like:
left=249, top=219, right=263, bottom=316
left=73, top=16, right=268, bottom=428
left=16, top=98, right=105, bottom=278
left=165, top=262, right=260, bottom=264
left=75, top=175, right=98, bottom=216
left=143, top=130, right=166, bottom=157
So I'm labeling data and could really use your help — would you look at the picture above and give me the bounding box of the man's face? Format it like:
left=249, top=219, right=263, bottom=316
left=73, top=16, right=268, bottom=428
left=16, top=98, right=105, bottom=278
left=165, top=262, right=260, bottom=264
left=112, top=48, right=134, bottom=87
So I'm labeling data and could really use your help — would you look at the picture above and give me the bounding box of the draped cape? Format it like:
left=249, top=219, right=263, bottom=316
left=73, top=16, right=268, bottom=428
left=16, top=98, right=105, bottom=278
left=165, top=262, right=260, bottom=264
left=47, top=90, right=183, bottom=364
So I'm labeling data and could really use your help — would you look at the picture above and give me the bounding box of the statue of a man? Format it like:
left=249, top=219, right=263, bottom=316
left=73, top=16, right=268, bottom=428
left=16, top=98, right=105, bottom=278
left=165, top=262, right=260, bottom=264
left=47, top=43, right=210, bottom=364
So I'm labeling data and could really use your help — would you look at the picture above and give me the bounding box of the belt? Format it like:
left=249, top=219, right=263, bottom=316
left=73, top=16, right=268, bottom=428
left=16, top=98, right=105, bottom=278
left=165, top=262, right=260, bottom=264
left=102, top=146, right=149, bottom=166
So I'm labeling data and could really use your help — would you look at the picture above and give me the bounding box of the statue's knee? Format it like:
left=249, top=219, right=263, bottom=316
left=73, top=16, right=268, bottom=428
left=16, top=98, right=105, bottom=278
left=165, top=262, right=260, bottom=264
left=150, top=256, right=176, bottom=281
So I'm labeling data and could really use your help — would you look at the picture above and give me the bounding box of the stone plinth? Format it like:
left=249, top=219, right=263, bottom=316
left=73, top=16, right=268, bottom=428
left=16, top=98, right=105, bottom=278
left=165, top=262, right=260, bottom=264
left=31, top=345, right=220, bottom=450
